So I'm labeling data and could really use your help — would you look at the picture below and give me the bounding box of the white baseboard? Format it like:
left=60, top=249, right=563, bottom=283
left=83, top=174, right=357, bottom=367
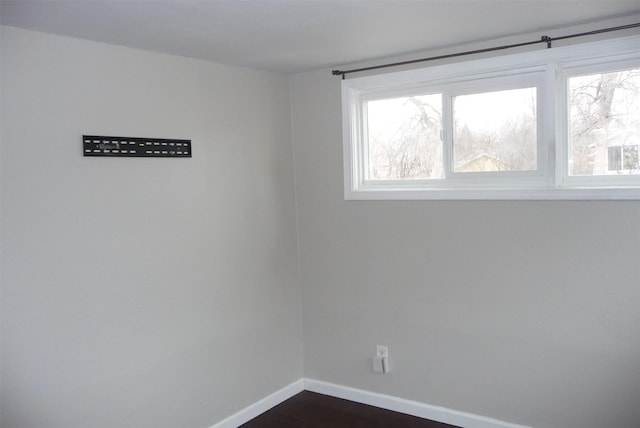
left=209, top=378, right=530, bottom=428
left=209, top=379, right=304, bottom=428
left=304, top=379, right=530, bottom=428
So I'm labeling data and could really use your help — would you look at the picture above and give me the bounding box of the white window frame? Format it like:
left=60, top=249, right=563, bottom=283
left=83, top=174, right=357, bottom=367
left=557, top=56, right=640, bottom=189
left=342, top=35, right=640, bottom=200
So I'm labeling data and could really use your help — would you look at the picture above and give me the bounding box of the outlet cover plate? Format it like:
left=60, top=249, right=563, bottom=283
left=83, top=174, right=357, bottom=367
left=376, top=345, right=388, bottom=358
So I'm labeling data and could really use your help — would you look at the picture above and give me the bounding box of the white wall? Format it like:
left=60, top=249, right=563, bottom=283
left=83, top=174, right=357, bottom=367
left=289, top=30, right=640, bottom=428
left=0, top=26, right=302, bottom=428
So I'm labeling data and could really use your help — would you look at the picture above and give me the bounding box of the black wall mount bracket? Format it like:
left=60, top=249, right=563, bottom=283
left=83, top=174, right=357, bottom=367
left=83, top=135, right=192, bottom=158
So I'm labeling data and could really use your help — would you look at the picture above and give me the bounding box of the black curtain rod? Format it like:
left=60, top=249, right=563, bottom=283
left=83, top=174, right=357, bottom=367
left=332, top=23, right=640, bottom=78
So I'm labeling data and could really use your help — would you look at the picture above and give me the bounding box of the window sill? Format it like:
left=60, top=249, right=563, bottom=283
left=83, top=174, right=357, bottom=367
left=345, top=186, right=640, bottom=200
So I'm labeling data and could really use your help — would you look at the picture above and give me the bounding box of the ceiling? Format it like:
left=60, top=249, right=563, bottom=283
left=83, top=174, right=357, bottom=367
left=1, top=1, right=639, bottom=73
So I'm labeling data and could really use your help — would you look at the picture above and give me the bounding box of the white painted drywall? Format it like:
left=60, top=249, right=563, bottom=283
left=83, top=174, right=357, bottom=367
left=289, top=26, right=640, bottom=428
left=0, top=26, right=302, bottom=428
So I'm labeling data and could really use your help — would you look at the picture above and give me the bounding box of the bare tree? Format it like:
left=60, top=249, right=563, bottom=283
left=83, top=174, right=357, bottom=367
left=368, top=96, right=442, bottom=180
left=570, top=69, right=640, bottom=175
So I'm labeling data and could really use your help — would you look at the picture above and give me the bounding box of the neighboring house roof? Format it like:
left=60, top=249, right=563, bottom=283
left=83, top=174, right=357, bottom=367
left=456, top=153, right=509, bottom=172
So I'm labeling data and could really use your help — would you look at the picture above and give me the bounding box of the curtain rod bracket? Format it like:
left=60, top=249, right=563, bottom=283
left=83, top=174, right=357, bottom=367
left=541, top=35, right=552, bottom=48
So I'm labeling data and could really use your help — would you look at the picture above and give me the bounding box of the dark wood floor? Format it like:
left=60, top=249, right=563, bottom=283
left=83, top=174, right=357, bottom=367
left=240, top=391, right=460, bottom=428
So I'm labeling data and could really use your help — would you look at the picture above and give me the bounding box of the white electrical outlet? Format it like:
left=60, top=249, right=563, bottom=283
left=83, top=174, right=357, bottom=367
left=376, top=345, right=388, bottom=358
left=373, top=345, right=390, bottom=374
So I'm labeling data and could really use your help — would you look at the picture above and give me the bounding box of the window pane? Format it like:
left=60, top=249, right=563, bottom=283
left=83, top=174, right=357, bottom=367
left=366, top=94, right=443, bottom=180
left=453, top=87, right=537, bottom=173
left=623, top=145, right=639, bottom=170
left=608, top=146, right=622, bottom=171
left=569, top=68, right=640, bottom=176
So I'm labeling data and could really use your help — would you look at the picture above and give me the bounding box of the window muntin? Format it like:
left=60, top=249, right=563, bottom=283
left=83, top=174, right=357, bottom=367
left=453, top=87, right=537, bottom=173
left=568, top=68, right=640, bottom=176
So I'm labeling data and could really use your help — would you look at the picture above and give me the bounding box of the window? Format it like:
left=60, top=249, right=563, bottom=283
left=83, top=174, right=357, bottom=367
left=366, top=93, right=443, bottom=180
left=568, top=68, right=640, bottom=176
left=342, top=35, right=640, bottom=199
left=607, top=145, right=639, bottom=172
left=452, top=87, right=538, bottom=173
